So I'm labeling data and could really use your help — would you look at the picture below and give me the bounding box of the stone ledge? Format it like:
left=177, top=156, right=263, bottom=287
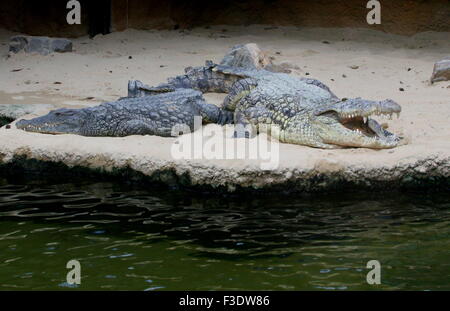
left=0, top=124, right=448, bottom=193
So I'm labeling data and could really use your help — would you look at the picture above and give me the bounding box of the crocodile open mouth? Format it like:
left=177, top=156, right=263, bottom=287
left=314, top=107, right=401, bottom=149
left=339, top=111, right=400, bottom=139
left=341, top=116, right=376, bottom=137
left=315, top=97, right=402, bottom=144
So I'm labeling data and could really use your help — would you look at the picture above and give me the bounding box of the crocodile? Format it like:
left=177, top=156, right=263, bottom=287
left=16, top=88, right=232, bottom=136
left=133, top=61, right=402, bottom=149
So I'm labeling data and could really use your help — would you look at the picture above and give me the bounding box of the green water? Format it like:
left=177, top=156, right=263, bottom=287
left=0, top=179, right=448, bottom=290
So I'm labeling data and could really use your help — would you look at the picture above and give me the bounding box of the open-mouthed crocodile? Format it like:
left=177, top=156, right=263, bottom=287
left=131, top=61, right=402, bottom=149
left=16, top=88, right=232, bottom=136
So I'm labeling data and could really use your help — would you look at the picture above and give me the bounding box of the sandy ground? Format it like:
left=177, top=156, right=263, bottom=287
left=0, top=26, right=448, bottom=190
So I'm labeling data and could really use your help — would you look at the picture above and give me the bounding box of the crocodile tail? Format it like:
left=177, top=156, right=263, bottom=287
left=127, top=80, right=176, bottom=98
left=163, top=61, right=248, bottom=93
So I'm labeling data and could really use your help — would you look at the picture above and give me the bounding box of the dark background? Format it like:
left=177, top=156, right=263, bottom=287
left=0, top=0, right=449, bottom=37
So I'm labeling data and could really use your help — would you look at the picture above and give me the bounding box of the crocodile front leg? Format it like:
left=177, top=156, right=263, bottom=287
left=195, top=100, right=234, bottom=125
left=233, top=111, right=256, bottom=138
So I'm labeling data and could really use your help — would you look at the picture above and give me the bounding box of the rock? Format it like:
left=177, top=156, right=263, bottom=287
left=220, top=43, right=272, bottom=70
left=0, top=104, right=55, bottom=124
left=430, top=57, right=450, bottom=83
left=9, top=36, right=72, bottom=55
left=220, top=43, right=301, bottom=74
left=50, top=38, right=73, bottom=53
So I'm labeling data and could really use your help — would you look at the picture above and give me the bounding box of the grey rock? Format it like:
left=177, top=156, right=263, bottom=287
left=9, top=36, right=27, bottom=53
left=220, top=43, right=272, bottom=70
left=0, top=104, right=55, bottom=120
left=50, top=38, right=73, bottom=53
left=430, top=57, right=450, bottom=83
left=220, top=43, right=299, bottom=74
left=9, top=36, right=73, bottom=55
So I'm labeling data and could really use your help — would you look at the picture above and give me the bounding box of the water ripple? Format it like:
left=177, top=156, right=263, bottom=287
left=0, top=181, right=448, bottom=290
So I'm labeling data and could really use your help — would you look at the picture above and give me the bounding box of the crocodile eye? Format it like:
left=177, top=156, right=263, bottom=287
left=54, top=109, right=76, bottom=117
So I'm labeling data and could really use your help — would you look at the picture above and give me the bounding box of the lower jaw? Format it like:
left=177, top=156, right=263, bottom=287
left=329, top=140, right=397, bottom=149
left=20, top=127, right=64, bottom=135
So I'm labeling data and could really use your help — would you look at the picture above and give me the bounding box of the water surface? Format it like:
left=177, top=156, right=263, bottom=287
left=0, top=179, right=448, bottom=290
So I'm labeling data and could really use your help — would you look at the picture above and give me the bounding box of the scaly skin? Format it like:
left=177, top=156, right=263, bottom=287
left=16, top=88, right=232, bottom=136
left=136, top=61, right=402, bottom=149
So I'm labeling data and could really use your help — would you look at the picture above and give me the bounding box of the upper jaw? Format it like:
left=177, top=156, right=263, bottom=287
left=16, top=120, right=68, bottom=135
left=17, top=120, right=52, bottom=133
left=334, top=99, right=401, bottom=120
left=315, top=98, right=401, bottom=119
